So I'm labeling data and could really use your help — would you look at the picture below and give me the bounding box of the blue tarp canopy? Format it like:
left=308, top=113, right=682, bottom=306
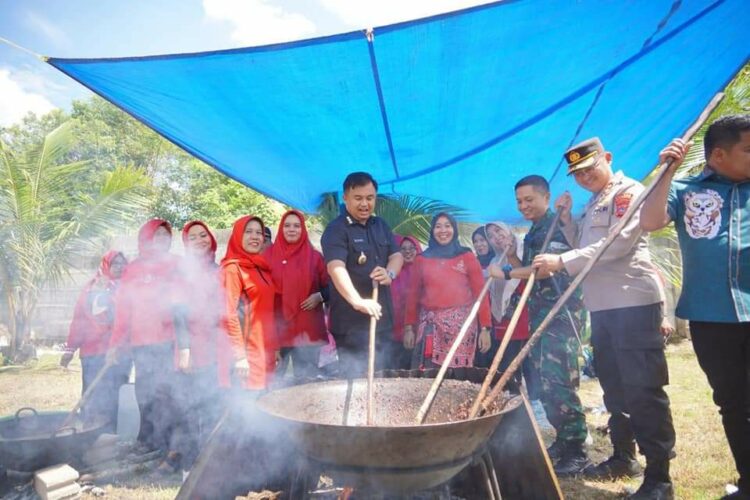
left=48, top=0, right=749, bottom=221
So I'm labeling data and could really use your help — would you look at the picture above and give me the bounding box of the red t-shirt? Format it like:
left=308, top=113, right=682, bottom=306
left=405, top=252, right=491, bottom=327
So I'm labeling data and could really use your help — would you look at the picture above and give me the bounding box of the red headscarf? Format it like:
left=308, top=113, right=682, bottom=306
left=391, top=235, right=423, bottom=341
left=266, top=210, right=315, bottom=321
left=96, top=250, right=126, bottom=283
left=221, top=215, right=271, bottom=272
left=138, top=218, right=172, bottom=258
left=182, top=220, right=218, bottom=263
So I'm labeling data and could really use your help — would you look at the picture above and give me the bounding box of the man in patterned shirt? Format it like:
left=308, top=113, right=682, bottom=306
left=641, top=115, right=750, bottom=500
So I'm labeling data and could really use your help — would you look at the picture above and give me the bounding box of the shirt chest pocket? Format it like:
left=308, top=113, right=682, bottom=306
left=588, top=209, right=612, bottom=231
left=352, top=232, right=390, bottom=266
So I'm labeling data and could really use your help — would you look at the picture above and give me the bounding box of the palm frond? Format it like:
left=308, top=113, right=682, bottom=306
left=377, top=194, right=466, bottom=243
left=0, top=121, right=152, bottom=354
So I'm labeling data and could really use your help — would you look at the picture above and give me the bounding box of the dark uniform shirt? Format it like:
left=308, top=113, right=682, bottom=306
left=518, top=210, right=584, bottom=331
left=321, top=211, right=399, bottom=338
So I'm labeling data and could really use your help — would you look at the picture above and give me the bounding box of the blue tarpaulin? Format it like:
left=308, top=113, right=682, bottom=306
left=48, top=0, right=749, bottom=221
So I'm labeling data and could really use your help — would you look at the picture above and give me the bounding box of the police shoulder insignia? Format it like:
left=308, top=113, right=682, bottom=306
left=613, top=192, right=633, bottom=218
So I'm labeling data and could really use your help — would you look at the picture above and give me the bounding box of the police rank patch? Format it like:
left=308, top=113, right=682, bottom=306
left=683, top=189, right=723, bottom=239
left=613, top=192, right=633, bottom=218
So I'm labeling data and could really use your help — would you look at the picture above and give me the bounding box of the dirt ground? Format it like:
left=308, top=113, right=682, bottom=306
left=0, top=341, right=737, bottom=499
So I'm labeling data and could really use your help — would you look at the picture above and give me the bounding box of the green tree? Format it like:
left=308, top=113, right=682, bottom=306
left=0, top=109, right=68, bottom=155
left=150, top=157, right=284, bottom=229
left=0, top=121, right=150, bottom=359
left=67, top=96, right=282, bottom=230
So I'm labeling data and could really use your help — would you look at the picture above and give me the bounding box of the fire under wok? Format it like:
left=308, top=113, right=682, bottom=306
left=256, top=369, right=522, bottom=494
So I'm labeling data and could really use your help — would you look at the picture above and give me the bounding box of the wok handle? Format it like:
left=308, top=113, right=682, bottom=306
left=14, top=407, right=38, bottom=419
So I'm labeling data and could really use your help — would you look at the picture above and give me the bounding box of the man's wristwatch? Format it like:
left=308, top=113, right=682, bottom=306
left=501, top=264, right=513, bottom=280
left=387, top=269, right=397, bottom=281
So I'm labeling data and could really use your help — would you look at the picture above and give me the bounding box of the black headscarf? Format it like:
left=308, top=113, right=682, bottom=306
left=471, top=226, right=496, bottom=269
left=422, top=212, right=472, bottom=260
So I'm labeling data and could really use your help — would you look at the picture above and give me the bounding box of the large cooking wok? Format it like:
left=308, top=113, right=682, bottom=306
left=256, top=368, right=521, bottom=494
left=0, top=407, right=108, bottom=471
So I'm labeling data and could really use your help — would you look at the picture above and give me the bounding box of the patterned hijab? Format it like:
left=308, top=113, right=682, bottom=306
left=485, top=221, right=520, bottom=322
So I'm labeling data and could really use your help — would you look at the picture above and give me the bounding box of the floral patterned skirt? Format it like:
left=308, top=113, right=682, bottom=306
left=414, top=303, right=477, bottom=368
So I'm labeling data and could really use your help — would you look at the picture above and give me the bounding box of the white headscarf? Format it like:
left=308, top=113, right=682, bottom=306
left=485, top=221, right=521, bottom=322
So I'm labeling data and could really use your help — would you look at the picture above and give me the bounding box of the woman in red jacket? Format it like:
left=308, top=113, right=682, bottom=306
left=61, top=250, right=130, bottom=429
left=172, top=220, right=224, bottom=475
left=404, top=213, right=492, bottom=368
left=220, top=215, right=278, bottom=392
left=108, top=219, right=184, bottom=456
left=266, top=210, right=328, bottom=380
left=390, top=235, right=422, bottom=369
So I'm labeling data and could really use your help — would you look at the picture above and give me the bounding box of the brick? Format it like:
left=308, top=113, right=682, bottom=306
left=34, top=464, right=79, bottom=493
left=39, top=481, right=81, bottom=500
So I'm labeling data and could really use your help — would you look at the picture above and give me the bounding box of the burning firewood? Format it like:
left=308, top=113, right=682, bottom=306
left=236, top=490, right=283, bottom=500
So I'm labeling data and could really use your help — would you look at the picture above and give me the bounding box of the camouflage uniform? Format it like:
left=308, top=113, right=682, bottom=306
left=517, top=209, right=588, bottom=443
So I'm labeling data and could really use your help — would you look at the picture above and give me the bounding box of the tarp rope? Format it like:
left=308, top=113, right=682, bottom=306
left=547, top=0, right=687, bottom=183
left=366, top=28, right=401, bottom=181
left=0, top=36, right=47, bottom=61
left=380, top=0, right=724, bottom=188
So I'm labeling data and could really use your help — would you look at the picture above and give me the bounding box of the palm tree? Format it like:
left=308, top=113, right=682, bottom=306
left=315, top=192, right=471, bottom=244
left=0, top=121, right=151, bottom=360
left=647, top=63, right=750, bottom=287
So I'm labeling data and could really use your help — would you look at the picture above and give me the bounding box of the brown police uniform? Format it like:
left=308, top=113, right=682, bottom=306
left=558, top=138, right=675, bottom=484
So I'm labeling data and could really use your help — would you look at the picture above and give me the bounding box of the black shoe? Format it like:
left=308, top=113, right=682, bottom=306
left=627, top=479, right=674, bottom=500
left=553, top=442, right=592, bottom=477
left=584, top=455, right=643, bottom=480
left=546, top=440, right=565, bottom=462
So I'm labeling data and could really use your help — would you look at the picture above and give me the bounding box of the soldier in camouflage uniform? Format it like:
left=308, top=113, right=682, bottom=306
left=490, top=174, right=590, bottom=476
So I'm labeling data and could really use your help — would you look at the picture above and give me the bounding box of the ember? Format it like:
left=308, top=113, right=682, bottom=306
left=237, top=489, right=283, bottom=500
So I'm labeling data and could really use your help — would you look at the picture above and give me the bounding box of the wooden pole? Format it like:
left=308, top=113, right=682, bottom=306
left=56, top=357, right=116, bottom=432
left=468, top=211, right=562, bottom=419
left=415, top=273, right=495, bottom=424
left=477, top=92, right=725, bottom=416
left=366, top=282, right=379, bottom=426
left=468, top=273, right=533, bottom=419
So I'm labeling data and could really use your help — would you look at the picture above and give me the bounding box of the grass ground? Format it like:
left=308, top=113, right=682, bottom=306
left=0, top=341, right=737, bottom=499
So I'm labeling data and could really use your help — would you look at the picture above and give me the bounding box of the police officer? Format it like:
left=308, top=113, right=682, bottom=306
left=534, top=138, right=676, bottom=499
left=321, top=172, right=403, bottom=377
left=489, top=175, right=590, bottom=477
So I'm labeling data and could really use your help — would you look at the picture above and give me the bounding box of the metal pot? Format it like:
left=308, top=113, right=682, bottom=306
left=0, top=407, right=108, bottom=471
left=256, top=368, right=521, bottom=494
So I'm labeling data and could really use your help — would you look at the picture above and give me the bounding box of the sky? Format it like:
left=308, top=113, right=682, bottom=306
left=0, top=0, right=489, bottom=126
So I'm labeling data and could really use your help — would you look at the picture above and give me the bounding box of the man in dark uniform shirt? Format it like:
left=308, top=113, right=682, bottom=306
left=321, top=172, right=403, bottom=377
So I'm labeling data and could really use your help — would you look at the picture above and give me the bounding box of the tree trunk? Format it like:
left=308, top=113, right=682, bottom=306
left=3, top=287, right=18, bottom=358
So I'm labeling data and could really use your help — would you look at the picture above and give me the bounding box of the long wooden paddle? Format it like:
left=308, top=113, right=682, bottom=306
left=476, top=92, right=725, bottom=416
left=468, top=210, right=562, bottom=419
left=414, top=248, right=508, bottom=424
left=366, top=282, right=379, bottom=426
left=56, top=356, right=117, bottom=433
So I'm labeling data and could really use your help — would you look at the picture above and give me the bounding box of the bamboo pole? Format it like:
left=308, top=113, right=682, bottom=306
left=468, top=211, right=561, bottom=419
left=56, top=357, right=115, bottom=432
left=366, top=282, right=379, bottom=426
left=414, top=267, right=497, bottom=424
left=476, top=92, right=725, bottom=416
